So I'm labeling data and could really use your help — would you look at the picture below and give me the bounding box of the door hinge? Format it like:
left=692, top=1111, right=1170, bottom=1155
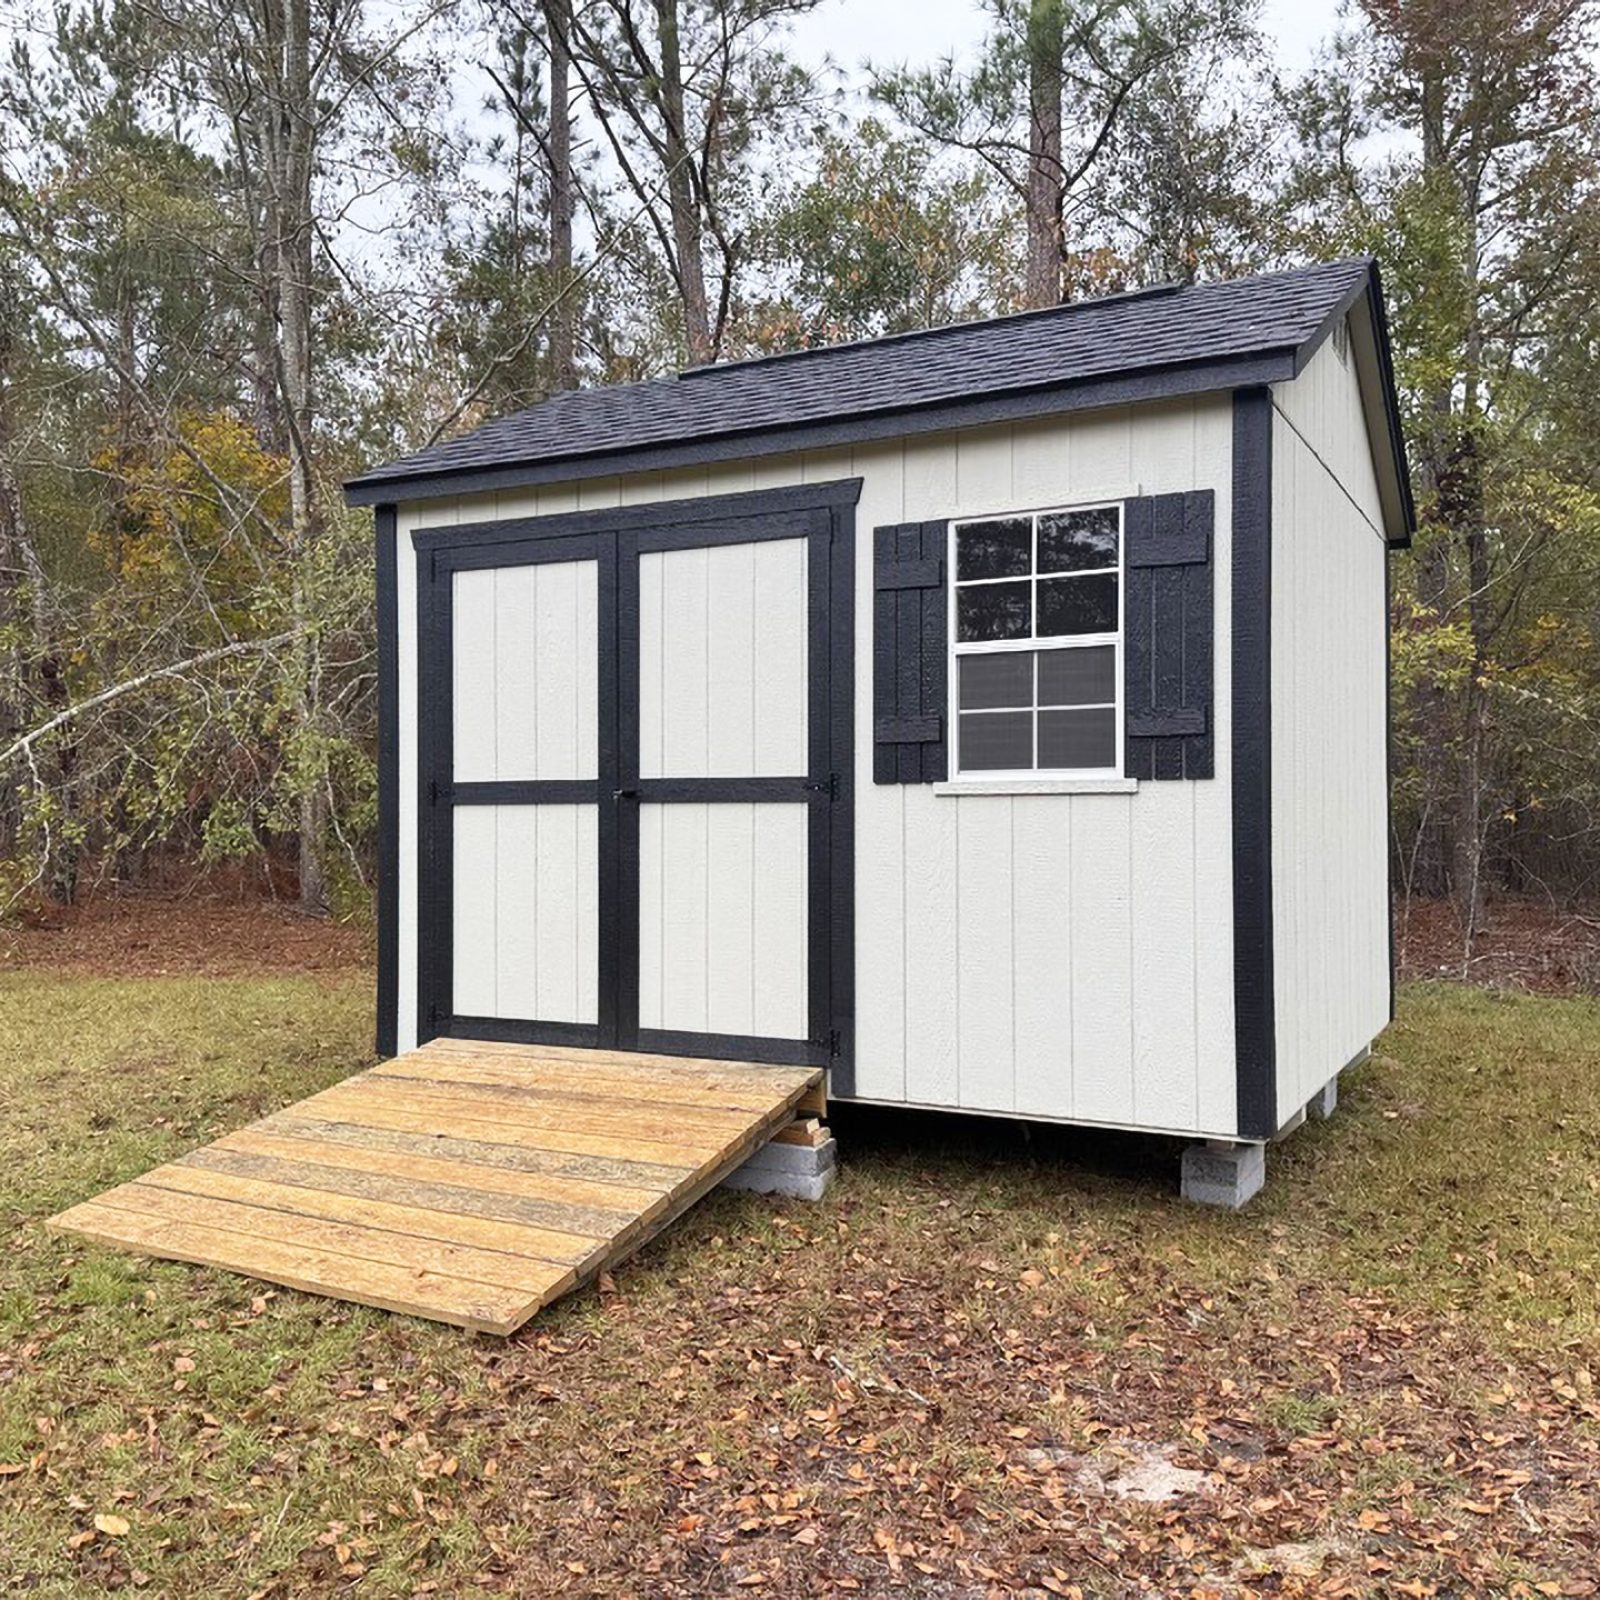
left=805, top=772, right=840, bottom=801
left=429, top=779, right=454, bottom=806
left=813, top=1027, right=841, bottom=1060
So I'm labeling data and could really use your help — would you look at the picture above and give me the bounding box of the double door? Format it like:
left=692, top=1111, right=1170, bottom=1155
left=415, top=489, right=854, bottom=1071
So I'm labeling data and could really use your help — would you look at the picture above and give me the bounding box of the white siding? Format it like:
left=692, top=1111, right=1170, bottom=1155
left=1270, top=333, right=1391, bottom=1117
left=391, top=396, right=1241, bottom=1137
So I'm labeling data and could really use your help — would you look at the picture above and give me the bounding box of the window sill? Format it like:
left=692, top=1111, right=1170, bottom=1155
left=932, top=777, right=1139, bottom=797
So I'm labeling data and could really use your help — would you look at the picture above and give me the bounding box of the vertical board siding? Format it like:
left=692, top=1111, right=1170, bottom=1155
left=393, top=395, right=1240, bottom=1134
left=450, top=804, right=598, bottom=1023
left=451, top=561, right=597, bottom=783
left=639, top=538, right=808, bottom=778
left=850, top=446, right=910, bottom=1102
left=637, top=801, right=808, bottom=1039
left=1271, top=339, right=1391, bottom=1116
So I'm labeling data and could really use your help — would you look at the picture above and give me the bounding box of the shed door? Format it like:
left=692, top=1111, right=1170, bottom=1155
left=416, top=499, right=853, bottom=1073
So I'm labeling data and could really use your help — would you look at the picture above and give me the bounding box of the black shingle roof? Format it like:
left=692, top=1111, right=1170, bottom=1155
left=348, top=258, right=1397, bottom=514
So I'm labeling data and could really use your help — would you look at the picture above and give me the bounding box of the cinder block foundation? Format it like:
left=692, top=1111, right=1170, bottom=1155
left=720, top=1134, right=837, bottom=1202
left=1180, top=1141, right=1266, bottom=1209
left=1308, top=1076, right=1338, bottom=1120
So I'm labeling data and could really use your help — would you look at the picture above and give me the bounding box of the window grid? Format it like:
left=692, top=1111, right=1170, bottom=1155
left=949, top=503, right=1123, bottom=779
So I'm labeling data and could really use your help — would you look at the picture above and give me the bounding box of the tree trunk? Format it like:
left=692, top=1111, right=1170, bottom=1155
left=1024, top=0, right=1064, bottom=308
left=275, top=0, right=329, bottom=915
left=654, top=0, right=712, bottom=364
left=545, top=0, right=577, bottom=390
left=0, top=268, right=29, bottom=864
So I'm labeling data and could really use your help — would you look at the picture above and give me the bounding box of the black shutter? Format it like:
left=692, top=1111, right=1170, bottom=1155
left=1124, top=489, right=1214, bottom=781
left=873, top=520, right=948, bottom=784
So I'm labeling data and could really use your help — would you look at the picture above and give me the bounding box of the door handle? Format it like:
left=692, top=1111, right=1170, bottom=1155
left=612, top=787, right=638, bottom=801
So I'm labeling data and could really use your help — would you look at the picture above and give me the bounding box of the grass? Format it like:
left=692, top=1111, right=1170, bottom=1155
left=2, top=973, right=1600, bottom=1595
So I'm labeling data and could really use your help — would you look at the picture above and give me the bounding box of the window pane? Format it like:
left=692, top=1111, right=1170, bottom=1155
left=956, top=518, right=1031, bottom=581
left=1038, top=644, right=1115, bottom=706
left=959, top=711, right=1033, bottom=771
left=1039, top=707, right=1116, bottom=770
left=1038, top=573, right=1117, bottom=637
left=957, top=580, right=1031, bottom=642
left=1039, top=507, right=1119, bottom=573
left=959, top=651, right=1033, bottom=709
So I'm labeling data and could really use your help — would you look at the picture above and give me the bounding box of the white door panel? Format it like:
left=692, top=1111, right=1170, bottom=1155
left=638, top=538, right=807, bottom=778
left=637, top=801, right=808, bottom=1039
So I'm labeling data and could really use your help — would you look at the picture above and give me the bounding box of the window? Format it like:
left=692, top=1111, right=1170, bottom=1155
left=950, top=503, right=1121, bottom=777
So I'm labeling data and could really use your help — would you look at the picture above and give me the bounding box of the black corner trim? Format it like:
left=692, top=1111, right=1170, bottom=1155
left=374, top=504, right=399, bottom=1059
left=1232, top=388, right=1276, bottom=1139
left=1385, top=543, right=1396, bottom=1023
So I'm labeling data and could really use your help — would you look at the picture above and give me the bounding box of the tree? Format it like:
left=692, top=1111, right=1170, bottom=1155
left=747, top=118, right=1020, bottom=347
left=0, top=0, right=460, bottom=915
left=566, top=0, right=825, bottom=365
left=1288, top=0, right=1600, bottom=946
left=438, top=0, right=586, bottom=411
left=872, top=0, right=1256, bottom=308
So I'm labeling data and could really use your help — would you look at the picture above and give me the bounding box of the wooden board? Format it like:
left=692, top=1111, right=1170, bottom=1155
left=48, top=1040, right=822, bottom=1335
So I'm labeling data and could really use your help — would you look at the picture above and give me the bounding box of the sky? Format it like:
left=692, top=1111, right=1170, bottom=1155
left=786, top=0, right=1335, bottom=81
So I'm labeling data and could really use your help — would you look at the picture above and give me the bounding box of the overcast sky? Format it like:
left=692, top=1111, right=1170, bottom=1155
left=787, top=0, right=1333, bottom=81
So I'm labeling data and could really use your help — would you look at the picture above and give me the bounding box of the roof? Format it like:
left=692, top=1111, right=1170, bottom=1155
left=347, top=257, right=1414, bottom=543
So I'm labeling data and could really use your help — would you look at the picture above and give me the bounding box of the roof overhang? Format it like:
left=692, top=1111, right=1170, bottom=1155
left=347, top=259, right=1416, bottom=552
left=1288, top=260, right=1415, bottom=548
left=343, top=348, right=1301, bottom=509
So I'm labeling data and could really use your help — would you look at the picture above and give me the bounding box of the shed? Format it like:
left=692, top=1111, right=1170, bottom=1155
left=346, top=256, right=1412, bottom=1208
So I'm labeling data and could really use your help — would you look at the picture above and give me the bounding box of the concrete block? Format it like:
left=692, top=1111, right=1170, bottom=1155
left=1180, top=1141, right=1266, bottom=1209
left=1308, top=1076, right=1338, bottom=1120
left=720, top=1135, right=836, bottom=1202
left=719, top=1164, right=835, bottom=1201
left=735, top=1136, right=837, bottom=1176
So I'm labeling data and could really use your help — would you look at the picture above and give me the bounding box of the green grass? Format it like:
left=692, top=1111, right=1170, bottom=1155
left=3, top=974, right=1600, bottom=1595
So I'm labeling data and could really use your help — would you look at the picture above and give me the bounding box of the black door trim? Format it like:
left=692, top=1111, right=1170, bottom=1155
left=415, top=528, right=607, bottom=1051
left=410, top=478, right=862, bottom=551
left=414, top=481, right=858, bottom=1085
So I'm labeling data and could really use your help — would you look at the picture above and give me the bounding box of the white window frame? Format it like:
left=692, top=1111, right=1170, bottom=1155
left=947, top=501, right=1124, bottom=782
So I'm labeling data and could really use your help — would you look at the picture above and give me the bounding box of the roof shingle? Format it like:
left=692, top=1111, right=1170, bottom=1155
left=348, top=258, right=1374, bottom=495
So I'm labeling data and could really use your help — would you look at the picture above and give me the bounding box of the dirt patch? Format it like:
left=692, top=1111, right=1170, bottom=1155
left=1397, top=893, right=1600, bottom=994
left=0, top=891, right=369, bottom=979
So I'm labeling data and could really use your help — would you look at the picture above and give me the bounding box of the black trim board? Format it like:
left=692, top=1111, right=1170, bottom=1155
left=374, top=504, right=399, bottom=1059
left=409, top=479, right=862, bottom=549
left=346, top=352, right=1297, bottom=507
left=1231, top=388, right=1277, bottom=1141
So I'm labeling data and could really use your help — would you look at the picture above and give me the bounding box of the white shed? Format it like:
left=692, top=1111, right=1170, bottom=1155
left=345, top=257, right=1413, bottom=1206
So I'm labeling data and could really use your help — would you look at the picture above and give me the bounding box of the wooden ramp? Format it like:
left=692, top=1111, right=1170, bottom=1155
left=47, top=1040, right=822, bottom=1334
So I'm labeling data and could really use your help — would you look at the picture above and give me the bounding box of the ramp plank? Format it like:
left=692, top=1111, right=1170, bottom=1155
left=47, top=1042, right=821, bottom=1334
left=216, top=1129, right=666, bottom=1217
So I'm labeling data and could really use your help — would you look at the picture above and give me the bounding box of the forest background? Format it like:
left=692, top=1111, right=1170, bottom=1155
left=2, top=0, right=1596, bottom=969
